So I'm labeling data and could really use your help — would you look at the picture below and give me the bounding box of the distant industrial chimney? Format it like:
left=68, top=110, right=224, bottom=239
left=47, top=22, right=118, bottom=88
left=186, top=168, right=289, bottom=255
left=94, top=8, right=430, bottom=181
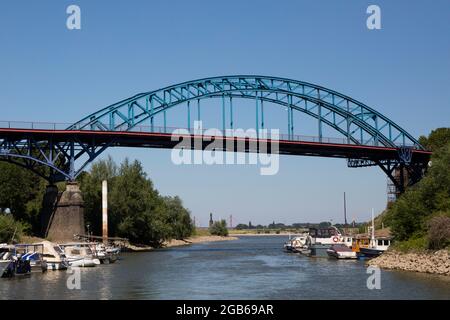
left=209, top=213, right=213, bottom=227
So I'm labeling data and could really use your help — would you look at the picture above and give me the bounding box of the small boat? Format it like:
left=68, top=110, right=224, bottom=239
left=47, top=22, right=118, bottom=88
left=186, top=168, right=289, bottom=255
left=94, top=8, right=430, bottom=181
left=0, top=245, right=32, bottom=277
left=284, top=234, right=308, bottom=253
left=0, top=245, right=17, bottom=278
left=327, top=244, right=357, bottom=259
left=93, top=243, right=118, bottom=264
left=306, top=226, right=346, bottom=257
left=60, top=243, right=99, bottom=267
left=15, top=244, right=48, bottom=273
left=34, top=241, right=69, bottom=270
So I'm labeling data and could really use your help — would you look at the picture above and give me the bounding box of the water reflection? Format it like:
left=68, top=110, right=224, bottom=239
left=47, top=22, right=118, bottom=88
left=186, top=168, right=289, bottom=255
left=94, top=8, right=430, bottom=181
left=1, top=236, right=449, bottom=300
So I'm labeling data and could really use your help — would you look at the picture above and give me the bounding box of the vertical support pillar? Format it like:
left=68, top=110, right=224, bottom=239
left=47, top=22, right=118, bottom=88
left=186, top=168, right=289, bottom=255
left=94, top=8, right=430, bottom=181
left=255, top=92, right=259, bottom=138
left=187, top=101, right=191, bottom=132
left=346, top=100, right=351, bottom=144
left=102, top=180, right=108, bottom=244
left=69, top=140, right=75, bottom=180
left=318, top=103, right=322, bottom=142
left=197, top=99, right=201, bottom=122
left=150, top=96, right=154, bottom=132
left=229, top=96, right=233, bottom=130
left=222, top=94, right=226, bottom=133
left=260, top=94, right=264, bottom=130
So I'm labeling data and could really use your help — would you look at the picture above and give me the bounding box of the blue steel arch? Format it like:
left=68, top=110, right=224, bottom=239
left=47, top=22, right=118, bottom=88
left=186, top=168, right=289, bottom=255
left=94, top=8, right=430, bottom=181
left=69, top=75, right=425, bottom=150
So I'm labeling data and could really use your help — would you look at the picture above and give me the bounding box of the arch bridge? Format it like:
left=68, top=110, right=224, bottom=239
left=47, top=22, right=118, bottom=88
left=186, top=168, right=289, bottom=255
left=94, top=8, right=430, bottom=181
left=0, top=76, right=431, bottom=196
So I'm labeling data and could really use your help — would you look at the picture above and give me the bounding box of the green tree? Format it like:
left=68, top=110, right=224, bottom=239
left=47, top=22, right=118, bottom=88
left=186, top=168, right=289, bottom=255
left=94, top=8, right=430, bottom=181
left=0, top=162, right=46, bottom=234
left=0, top=213, right=27, bottom=243
left=209, top=219, right=229, bottom=236
left=164, top=196, right=194, bottom=239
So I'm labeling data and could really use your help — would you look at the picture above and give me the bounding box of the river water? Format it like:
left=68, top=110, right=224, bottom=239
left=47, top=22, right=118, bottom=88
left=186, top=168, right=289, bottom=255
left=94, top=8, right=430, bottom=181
left=1, top=236, right=449, bottom=299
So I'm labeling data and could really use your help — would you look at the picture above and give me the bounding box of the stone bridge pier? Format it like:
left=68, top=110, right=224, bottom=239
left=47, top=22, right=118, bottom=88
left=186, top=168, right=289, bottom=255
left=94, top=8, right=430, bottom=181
left=41, top=182, right=85, bottom=242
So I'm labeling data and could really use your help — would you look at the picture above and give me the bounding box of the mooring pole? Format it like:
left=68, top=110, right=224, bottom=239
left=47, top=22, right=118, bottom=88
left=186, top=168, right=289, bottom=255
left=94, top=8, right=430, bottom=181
left=102, top=180, right=108, bottom=244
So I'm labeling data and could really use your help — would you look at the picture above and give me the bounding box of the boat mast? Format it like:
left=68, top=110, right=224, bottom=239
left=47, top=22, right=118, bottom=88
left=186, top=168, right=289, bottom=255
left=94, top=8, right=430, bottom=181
left=343, top=192, right=348, bottom=226
left=371, top=208, right=375, bottom=247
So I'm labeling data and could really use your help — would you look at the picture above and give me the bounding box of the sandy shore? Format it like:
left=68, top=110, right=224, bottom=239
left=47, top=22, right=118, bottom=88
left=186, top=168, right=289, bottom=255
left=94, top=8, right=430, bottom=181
left=367, top=249, right=450, bottom=276
left=123, top=235, right=239, bottom=251
left=229, top=233, right=291, bottom=236
left=164, top=235, right=239, bottom=248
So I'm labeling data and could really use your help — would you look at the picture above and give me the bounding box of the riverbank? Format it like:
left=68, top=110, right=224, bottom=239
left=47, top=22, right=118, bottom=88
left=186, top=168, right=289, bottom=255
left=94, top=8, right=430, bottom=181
left=123, top=235, right=239, bottom=251
left=367, top=249, right=450, bottom=276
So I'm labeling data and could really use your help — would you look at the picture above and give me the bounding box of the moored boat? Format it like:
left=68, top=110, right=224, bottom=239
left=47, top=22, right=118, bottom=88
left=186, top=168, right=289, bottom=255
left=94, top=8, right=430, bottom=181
left=356, top=209, right=392, bottom=259
left=60, top=243, right=99, bottom=267
left=15, top=244, right=48, bottom=273
left=34, top=241, right=69, bottom=270
left=306, top=226, right=346, bottom=257
left=327, top=244, right=357, bottom=259
left=0, top=245, right=16, bottom=278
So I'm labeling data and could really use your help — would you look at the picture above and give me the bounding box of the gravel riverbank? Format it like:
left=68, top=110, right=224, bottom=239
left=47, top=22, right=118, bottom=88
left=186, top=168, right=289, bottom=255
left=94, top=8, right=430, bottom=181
left=367, top=249, right=450, bottom=276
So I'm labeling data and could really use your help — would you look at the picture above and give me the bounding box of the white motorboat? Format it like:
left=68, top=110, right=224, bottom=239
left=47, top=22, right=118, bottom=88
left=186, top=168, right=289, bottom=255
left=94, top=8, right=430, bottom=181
left=60, top=243, right=100, bottom=267
left=92, top=243, right=119, bottom=264
left=326, top=244, right=357, bottom=259
left=34, top=241, right=69, bottom=270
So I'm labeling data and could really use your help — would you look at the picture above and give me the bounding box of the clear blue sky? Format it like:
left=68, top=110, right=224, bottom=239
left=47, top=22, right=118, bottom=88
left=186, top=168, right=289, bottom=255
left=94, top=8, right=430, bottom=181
left=1, top=1, right=449, bottom=226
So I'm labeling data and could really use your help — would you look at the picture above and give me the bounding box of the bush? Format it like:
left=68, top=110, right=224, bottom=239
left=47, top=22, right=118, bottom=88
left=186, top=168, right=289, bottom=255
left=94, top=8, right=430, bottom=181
left=391, top=236, right=428, bottom=252
left=427, top=213, right=450, bottom=250
left=0, top=213, right=27, bottom=243
left=209, top=220, right=228, bottom=236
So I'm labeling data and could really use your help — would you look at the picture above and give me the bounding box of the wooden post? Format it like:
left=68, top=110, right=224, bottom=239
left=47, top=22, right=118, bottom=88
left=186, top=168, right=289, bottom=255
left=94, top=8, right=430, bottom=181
left=102, top=180, right=108, bottom=244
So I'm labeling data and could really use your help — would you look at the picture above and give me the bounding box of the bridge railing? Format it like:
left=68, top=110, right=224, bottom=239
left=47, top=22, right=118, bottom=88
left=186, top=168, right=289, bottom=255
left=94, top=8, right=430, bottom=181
left=0, top=120, right=417, bottom=148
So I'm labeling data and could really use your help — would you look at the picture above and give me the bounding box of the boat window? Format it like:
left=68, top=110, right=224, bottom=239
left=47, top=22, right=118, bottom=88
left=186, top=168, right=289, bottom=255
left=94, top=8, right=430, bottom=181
left=378, top=240, right=383, bottom=246
left=53, top=246, right=63, bottom=254
left=384, top=240, right=390, bottom=246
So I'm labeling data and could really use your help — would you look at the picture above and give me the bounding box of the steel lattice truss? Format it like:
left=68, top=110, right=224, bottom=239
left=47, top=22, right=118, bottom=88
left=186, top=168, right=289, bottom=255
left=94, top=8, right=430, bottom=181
left=0, top=76, right=430, bottom=193
left=70, top=76, right=424, bottom=149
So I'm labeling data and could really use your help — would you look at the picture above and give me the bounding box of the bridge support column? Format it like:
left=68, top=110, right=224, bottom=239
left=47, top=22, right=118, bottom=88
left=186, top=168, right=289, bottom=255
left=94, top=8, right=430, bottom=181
left=46, top=182, right=85, bottom=242
left=40, top=184, right=59, bottom=238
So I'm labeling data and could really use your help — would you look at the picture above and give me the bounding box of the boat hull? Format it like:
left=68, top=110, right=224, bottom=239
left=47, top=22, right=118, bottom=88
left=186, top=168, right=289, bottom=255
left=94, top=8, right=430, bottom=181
left=309, top=244, right=332, bottom=257
left=359, top=247, right=385, bottom=258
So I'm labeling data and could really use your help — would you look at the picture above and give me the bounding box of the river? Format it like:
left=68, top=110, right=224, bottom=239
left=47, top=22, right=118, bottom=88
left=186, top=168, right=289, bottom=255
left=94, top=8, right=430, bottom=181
left=1, top=236, right=449, bottom=299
